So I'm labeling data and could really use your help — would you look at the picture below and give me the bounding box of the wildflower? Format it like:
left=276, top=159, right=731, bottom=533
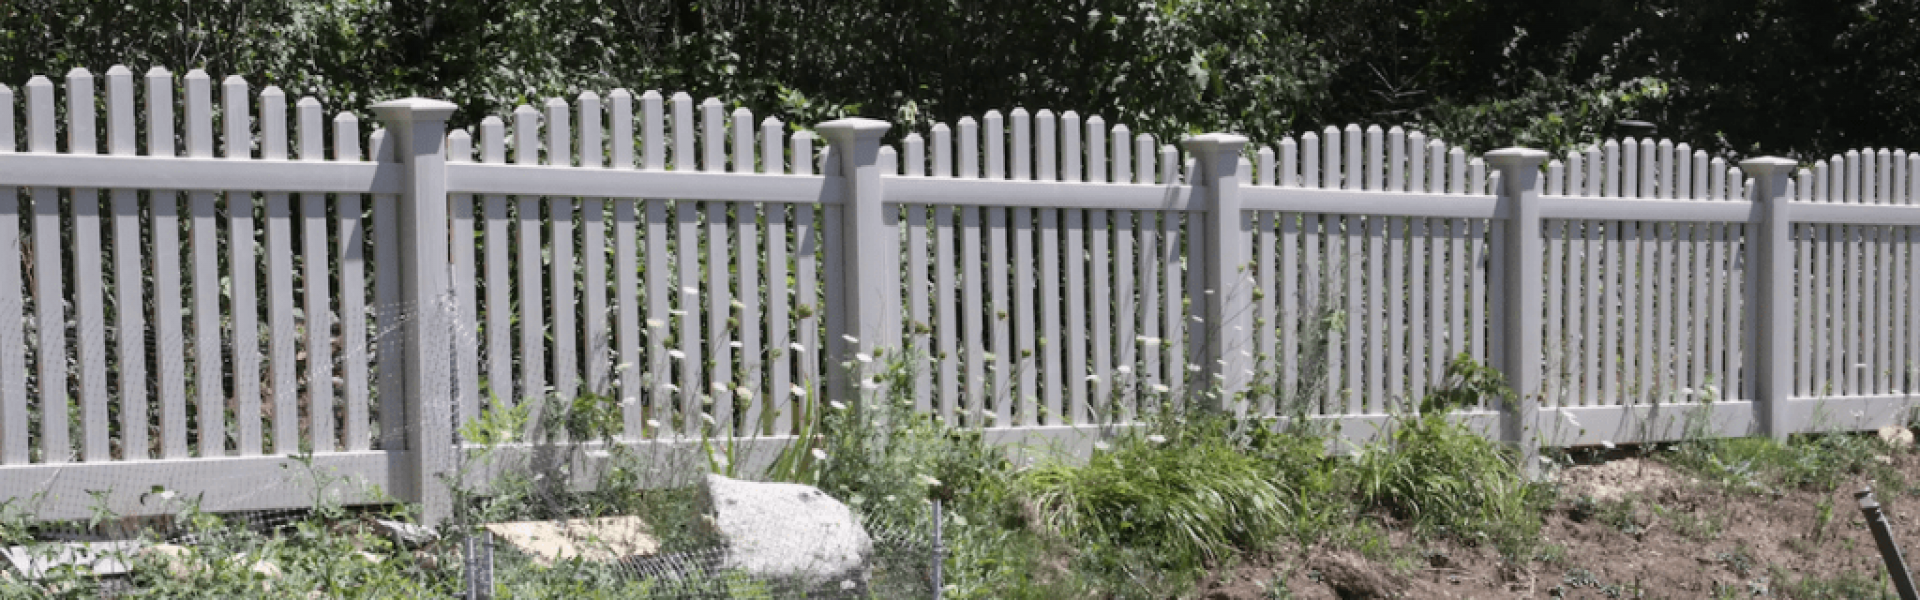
left=646, top=319, right=666, bottom=329
left=829, top=400, right=849, bottom=411
left=1085, top=374, right=1101, bottom=383
left=1187, top=364, right=1202, bottom=372
left=645, top=419, right=662, bottom=429
left=667, top=349, right=687, bottom=360
left=701, top=413, right=717, bottom=425
left=842, top=334, right=860, bottom=344
left=663, top=383, right=680, bottom=392
left=1147, top=434, right=1167, bottom=444
left=1115, top=365, right=1132, bottom=374
left=613, top=362, right=633, bottom=373
left=1136, top=335, right=1161, bottom=344
left=982, top=351, right=997, bottom=361
left=681, top=286, right=700, bottom=296
left=790, top=342, right=807, bottom=353
left=915, top=474, right=942, bottom=487
left=1093, top=440, right=1110, bottom=451
left=811, top=448, right=828, bottom=461
left=791, top=385, right=808, bottom=398
left=712, top=382, right=729, bottom=393
left=1151, top=384, right=1171, bottom=394
left=730, top=341, right=743, bottom=348
left=668, top=309, right=687, bottom=316
left=735, top=387, right=753, bottom=400
left=855, top=353, right=873, bottom=364
left=860, top=378, right=881, bottom=390
left=620, top=396, right=638, bottom=407
left=731, top=299, right=745, bottom=309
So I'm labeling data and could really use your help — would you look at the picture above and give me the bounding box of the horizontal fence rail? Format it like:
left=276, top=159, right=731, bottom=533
left=1, top=66, right=1918, bottom=523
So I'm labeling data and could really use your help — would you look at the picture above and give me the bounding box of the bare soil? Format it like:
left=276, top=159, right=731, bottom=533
left=1198, top=454, right=1920, bottom=599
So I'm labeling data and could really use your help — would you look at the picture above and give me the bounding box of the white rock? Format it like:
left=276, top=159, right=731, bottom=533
left=703, top=474, right=872, bottom=585
left=1879, top=426, right=1914, bottom=448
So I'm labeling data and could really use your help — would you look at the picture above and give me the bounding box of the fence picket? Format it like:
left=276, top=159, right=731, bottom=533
left=259, top=86, right=300, bottom=454
left=935, top=203, right=959, bottom=424
left=1042, top=205, right=1065, bottom=423
left=0, top=83, right=21, bottom=464
left=578, top=95, right=607, bottom=404
left=610, top=90, right=643, bottom=438
left=906, top=197, right=931, bottom=415
left=1302, top=132, right=1319, bottom=189
left=101, top=68, right=147, bottom=460
left=218, top=76, right=263, bottom=456
left=988, top=205, right=1012, bottom=424
left=1112, top=209, right=1136, bottom=421
left=179, top=72, right=222, bottom=457
left=22, top=77, right=68, bottom=458
left=479, top=117, right=512, bottom=416
left=370, top=129, right=403, bottom=450
left=766, top=199, right=791, bottom=433
left=335, top=114, right=370, bottom=451
left=961, top=204, right=987, bottom=424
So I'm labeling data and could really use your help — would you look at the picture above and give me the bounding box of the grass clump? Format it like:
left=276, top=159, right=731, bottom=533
left=1018, top=416, right=1291, bottom=582
left=1349, top=355, right=1552, bottom=556
left=1665, top=429, right=1908, bottom=494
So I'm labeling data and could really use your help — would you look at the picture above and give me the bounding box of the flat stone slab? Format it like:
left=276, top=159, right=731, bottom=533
left=485, top=516, right=659, bottom=566
left=2, top=540, right=146, bottom=579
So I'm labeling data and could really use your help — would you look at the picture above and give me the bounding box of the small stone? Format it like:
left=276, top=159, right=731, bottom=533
left=1880, top=426, right=1914, bottom=448
left=140, top=543, right=198, bottom=579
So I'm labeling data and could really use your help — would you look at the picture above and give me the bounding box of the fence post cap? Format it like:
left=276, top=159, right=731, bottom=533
left=370, top=98, right=458, bottom=123
left=815, top=118, right=891, bottom=143
left=1738, top=156, right=1798, bottom=176
left=1181, top=133, right=1249, bottom=158
left=1483, top=147, right=1549, bottom=167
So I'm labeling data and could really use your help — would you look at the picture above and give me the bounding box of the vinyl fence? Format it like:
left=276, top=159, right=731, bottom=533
left=1, top=66, right=1917, bottom=523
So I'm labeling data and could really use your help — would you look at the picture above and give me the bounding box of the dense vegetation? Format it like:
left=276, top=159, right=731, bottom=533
left=3, top=0, right=1913, bottom=159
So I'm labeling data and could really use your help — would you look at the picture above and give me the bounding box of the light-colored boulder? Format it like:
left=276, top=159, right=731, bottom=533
left=704, top=474, right=871, bottom=586
left=485, top=516, right=659, bottom=566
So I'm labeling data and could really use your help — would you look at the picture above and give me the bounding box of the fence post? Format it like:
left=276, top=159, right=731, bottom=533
left=1743, top=156, right=1798, bottom=441
left=1485, top=148, right=1548, bottom=475
left=816, top=118, right=897, bottom=400
left=1183, top=134, right=1253, bottom=411
left=371, top=98, right=458, bottom=525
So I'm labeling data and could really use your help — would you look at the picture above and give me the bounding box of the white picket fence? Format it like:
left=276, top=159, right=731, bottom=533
left=1, top=66, right=1917, bottom=523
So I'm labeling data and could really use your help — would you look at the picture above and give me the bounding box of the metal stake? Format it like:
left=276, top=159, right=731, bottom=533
left=1857, top=487, right=1919, bottom=600
left=931, top=498, right=945, bottom=600
left=464, top=530, right=495, bottom=600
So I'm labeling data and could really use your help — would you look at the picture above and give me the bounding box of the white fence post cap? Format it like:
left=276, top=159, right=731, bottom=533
left=1738, top=156, right=1798, bottom=176
left=1484, top=147, right=1549, bottom=166
left=371, top=98, right=458, bottom=122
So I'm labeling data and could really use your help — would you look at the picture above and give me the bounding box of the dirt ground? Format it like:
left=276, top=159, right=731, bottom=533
left=1198, top=453, right=1920, bottom=599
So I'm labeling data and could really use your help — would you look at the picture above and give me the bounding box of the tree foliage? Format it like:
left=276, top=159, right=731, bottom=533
left=1, top=0, right=1912, bottom=159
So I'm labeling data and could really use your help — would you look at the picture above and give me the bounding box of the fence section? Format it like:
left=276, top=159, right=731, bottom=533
left=3, top=66, right=1920, bottom=523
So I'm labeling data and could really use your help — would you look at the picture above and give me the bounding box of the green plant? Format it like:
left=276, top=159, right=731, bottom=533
left=1017, top=416, right=1290, bottom=587
left=1349, top=354, right=1550, bottom=557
